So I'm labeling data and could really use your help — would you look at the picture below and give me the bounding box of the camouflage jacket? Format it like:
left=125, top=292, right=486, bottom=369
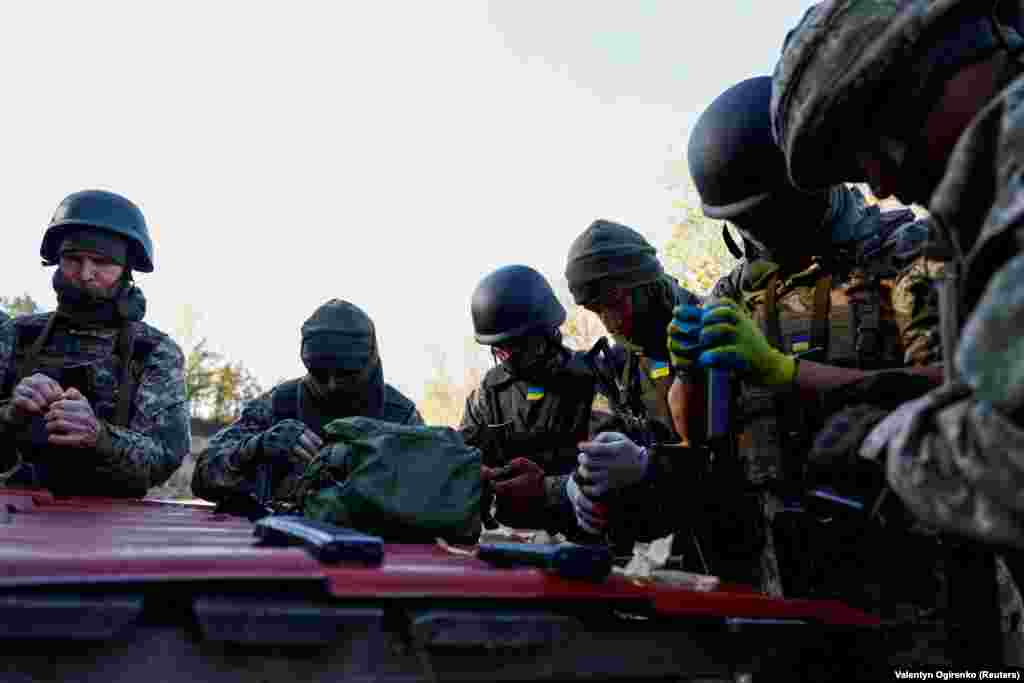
left=192, top=377, right=422, bottom=504
left=868, top=74, right=1024, bottom=549
left=0, top=313, right=189, bottom=497
left=460, top=347, right=595, bottom=533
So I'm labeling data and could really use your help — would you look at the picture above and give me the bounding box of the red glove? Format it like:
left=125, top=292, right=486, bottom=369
left=492, top=457, right=546, bottom=525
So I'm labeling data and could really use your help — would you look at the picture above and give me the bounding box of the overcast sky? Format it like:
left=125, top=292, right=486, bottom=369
left=1, top=1, right=817, bottom=402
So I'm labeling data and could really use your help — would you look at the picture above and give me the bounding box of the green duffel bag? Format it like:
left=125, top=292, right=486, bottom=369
left=296, top=417, right=482, bottom=543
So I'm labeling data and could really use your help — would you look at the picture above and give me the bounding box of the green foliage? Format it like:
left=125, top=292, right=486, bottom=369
left=560, top=304, right=605, bottom=352
left=184, top=338, right=221, bottom=413
left=419, top=343, right=482, bottom=427
left=182, top=337, right=262, bottom=422
left=0, top=293, right=42, bottom=317
left=661, top=198, right=739, bottom=297
left=210, top=361, right=262, bottom=424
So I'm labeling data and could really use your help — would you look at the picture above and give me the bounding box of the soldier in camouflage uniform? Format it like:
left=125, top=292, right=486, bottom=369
left=671, top=75, right=943, bottom=602
left=770, top=0, right=1024, bottom=667
left=0, top=190, right=189, bottom=498
left=192, top=299, right=422, bottom=507
left=460, top=265, right=595, bottom=534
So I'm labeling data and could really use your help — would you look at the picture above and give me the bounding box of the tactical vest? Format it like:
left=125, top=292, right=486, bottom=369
left=2, top=313, right=155, bottom=494
left=738, top=265, right=907, bottom=486
left=586, top=338, right=676, bottom=446
left=620, top=349, right=676, bottom=443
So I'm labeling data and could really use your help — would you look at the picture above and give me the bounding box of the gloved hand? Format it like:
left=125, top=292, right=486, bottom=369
left=697, top=298, right=796, bottom=386
left=257, top=419, right=323, bottom=470
left=576, top=431, right=650, bottom=497
left=565, top=474, right=607, bottom=535
left=491, top=457, right=546, bottom=521
left=667, top=304, right=704, bottom=371
left=807, top=404, right=889, bottom=495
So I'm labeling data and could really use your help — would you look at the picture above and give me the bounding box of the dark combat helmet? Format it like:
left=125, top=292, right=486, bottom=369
left=688, top=76, right=831, bottom=259
left=471, top=265, right=566, bottom=345
left=41, top=190, right=155, bottom=273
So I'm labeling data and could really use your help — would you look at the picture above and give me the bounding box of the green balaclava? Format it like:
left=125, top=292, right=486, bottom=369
left=300, top=299, right=385, bottom=418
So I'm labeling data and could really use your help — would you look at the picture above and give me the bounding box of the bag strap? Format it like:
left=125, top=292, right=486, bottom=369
left=15, top=313, right=59, bottom=384
left=114, top=322, right=139, bottom=427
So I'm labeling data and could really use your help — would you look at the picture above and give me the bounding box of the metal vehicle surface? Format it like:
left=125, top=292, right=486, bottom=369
left=0, top=485, right=879, bottom=682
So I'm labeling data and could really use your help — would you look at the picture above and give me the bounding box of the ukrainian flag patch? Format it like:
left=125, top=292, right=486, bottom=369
left=526, top=386, right=545, bottom=401
left=649, top=360, right=670, bottom=379
left=791, top=334, right=810, bottom=353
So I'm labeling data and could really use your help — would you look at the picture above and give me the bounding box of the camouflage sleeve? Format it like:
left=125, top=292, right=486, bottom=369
left=883, top=217, right=945, bottom=368
left=866, top=253, right=1024, bottom=548
left=894, top=254, right=945, bottom=367
left=93, top=334, right=190, bottom=493
left=190, top=392, right=276, bottom=502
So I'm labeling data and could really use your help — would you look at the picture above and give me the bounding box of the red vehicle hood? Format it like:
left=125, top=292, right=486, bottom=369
left=0, top=487, right=878, bottom=627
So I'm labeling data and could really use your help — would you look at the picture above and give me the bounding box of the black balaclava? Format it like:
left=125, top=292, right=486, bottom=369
left=300, top=299, right=385, bottom=421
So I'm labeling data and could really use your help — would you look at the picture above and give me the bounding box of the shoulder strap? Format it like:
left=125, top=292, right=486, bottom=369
left=811, top=274, right=833, bottom=355
left=115, top=322, right=139, bottom=427
left=15, top=314, right=58, bottom=384
left=763, top=271, right=784, bottom=349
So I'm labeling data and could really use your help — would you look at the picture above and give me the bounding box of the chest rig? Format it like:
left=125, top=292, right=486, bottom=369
left=738, top=262, right=906, bottom=487
left=3, top=314, right=153, bottom=464
left=585, top=337, right=676, bottom=446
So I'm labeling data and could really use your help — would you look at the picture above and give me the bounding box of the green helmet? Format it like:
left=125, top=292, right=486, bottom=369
left=565, top=219, right=663, bottom=306
left=772, top=0, right=1016, bottom=193
left=42, top=190, right=154, bottom=272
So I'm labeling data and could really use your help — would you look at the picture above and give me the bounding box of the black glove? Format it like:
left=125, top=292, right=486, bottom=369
left=256, top=419, right=322, bottom=471
left=807, top=404, right=889, bottom=497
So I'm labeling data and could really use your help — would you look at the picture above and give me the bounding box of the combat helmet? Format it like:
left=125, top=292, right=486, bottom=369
left=565, top=219, right=663, bottom=306
left=772, top=0, right=1020, bottom=192
left=41, top=190, right=154, bottom=273
left=689, top=76, right=791, bottom=220
left=470, top=265, right=566, bottom=345
left=688, top=75, right=832, bottom=257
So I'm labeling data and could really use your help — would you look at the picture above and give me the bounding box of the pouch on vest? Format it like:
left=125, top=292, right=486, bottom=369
left=297, top=416, right=482, bottom=543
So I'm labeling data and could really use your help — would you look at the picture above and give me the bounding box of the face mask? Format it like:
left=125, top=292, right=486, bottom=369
left=304, top=357, right=385, bottom=418
left=492, top=333, right=557, bottom=378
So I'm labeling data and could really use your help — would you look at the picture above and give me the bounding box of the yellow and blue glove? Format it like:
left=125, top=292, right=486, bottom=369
left=667, top=304, right=705, bottom=371
left=697, top=298, right=796, bottom=387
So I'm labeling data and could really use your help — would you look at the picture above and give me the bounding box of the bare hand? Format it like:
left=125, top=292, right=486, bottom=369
left=291, top=428, right=323, bottom=466
left=45, top=387, right=101, bottom=448
left=10, top=373, right=65, bottom=422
